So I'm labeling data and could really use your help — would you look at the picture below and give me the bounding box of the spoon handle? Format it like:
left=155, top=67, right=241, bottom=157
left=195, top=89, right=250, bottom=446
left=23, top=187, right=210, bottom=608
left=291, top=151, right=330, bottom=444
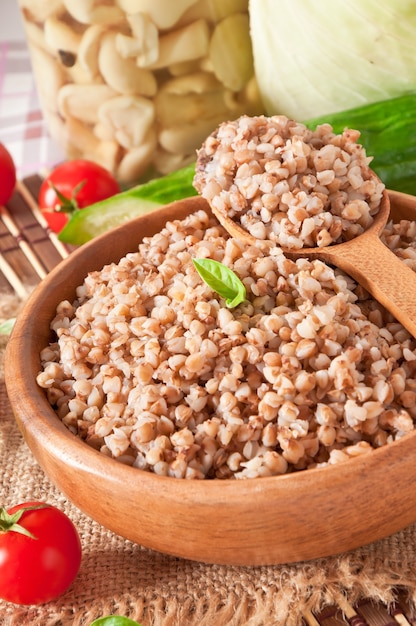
left=325, top=237, right=416, bottom=338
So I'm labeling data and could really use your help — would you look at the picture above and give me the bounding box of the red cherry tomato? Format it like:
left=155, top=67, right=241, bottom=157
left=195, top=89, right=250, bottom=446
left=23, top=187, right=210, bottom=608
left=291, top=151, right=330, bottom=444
left=39, top=159, right=120, bottom=233
left=0, top=143, right=17, bottom=205
left=0, top=501, right=82, bottom=605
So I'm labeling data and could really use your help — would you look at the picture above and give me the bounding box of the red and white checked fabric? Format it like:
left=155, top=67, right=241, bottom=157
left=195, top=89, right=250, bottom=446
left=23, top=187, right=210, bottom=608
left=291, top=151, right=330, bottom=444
left=0, top=40, right=65, bottom=178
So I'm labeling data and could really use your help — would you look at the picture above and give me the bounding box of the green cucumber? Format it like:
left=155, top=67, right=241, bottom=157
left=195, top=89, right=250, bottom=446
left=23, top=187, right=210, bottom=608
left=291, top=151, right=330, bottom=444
left=59, top=163, right=197, bottom=245
left=305, top=92, right=416, bottom=195
left=60, top=94, right=416, bottom=245
left=90, top=617, right=141, bottom=626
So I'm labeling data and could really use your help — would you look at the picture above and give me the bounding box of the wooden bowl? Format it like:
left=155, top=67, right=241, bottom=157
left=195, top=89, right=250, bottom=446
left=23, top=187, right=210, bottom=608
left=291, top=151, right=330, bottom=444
left=5, top=191, right=416, bottom=567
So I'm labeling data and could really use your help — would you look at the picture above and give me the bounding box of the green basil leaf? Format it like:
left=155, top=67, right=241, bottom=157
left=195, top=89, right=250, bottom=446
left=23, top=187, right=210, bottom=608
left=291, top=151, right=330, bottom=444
left=0, top=318, right=15, bottom=335
left=90, top=617, right=141, bottom=626
left=192, top=258, right=246, bottom=308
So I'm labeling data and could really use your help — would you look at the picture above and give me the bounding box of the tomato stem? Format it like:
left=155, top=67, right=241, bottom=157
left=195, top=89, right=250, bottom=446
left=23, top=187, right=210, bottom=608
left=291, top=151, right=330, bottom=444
left=0, top=505, right=48, bottom=539
left=48, top=179, right=87, bottom=215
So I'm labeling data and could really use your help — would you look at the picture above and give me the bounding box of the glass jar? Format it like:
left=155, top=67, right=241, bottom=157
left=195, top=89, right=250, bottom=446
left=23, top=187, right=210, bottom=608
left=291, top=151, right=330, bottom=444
left=17, top=0, right=264, bottom=184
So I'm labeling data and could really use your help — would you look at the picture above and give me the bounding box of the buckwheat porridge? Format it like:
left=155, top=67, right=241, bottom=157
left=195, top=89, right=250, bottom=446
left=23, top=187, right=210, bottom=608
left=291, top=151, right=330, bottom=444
left=37, top=116, right=416, bottom=480
left=194, top=115, right=385, bottom=248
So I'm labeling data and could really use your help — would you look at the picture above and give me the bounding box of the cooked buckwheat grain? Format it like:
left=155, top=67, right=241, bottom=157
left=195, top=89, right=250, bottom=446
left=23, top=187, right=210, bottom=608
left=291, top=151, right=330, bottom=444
left=37, top=208, right=416, bottom=479
left=193, top=115, right=385, bottom=249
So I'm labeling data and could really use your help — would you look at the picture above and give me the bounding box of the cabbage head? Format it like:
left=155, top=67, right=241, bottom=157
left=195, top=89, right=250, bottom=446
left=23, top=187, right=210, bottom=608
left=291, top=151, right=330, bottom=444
left=249, top=0, right=416, bottom=119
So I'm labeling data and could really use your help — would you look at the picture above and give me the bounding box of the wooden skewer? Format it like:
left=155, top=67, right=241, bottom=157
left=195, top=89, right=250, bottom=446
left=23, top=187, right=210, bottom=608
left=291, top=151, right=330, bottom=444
left=16, top=180, right=69, bottom=260
left=390, top=604, right=413, bottom=626
left=0, top=253, right=31, bottom=300
left=333, top=594, right=369, bottom=626
left=394, top=615, right=413, bottom=626
left=302, top=608, right=322, bottom=626
left=0, top=207, right=48, bottom=280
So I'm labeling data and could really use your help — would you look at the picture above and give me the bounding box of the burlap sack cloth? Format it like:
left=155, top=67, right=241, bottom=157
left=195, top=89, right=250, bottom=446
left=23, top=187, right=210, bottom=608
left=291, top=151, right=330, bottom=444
left=1, top=294, right=416, bottom=626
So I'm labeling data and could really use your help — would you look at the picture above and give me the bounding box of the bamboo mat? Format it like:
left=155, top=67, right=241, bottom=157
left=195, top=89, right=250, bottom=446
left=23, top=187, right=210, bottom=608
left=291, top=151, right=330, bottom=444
left=1, top=181, right=416, bottom=625
left=0, top=175, right=73, bottom=299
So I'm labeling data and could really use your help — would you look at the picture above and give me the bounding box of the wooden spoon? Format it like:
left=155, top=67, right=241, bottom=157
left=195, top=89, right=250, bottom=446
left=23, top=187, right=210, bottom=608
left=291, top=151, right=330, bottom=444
left=211, top=188, right=416, bottom=339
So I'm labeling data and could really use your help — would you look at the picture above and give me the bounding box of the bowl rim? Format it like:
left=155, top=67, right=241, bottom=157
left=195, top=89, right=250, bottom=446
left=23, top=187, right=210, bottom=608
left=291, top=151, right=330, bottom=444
left=6, top=193, right=416, bottom=488
left=5, top=192, right=416, bottom=565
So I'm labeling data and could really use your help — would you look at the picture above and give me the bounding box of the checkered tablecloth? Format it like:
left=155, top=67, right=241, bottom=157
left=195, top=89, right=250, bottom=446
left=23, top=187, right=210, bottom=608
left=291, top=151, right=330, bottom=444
left=0, top=40, right=65, bottom=178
